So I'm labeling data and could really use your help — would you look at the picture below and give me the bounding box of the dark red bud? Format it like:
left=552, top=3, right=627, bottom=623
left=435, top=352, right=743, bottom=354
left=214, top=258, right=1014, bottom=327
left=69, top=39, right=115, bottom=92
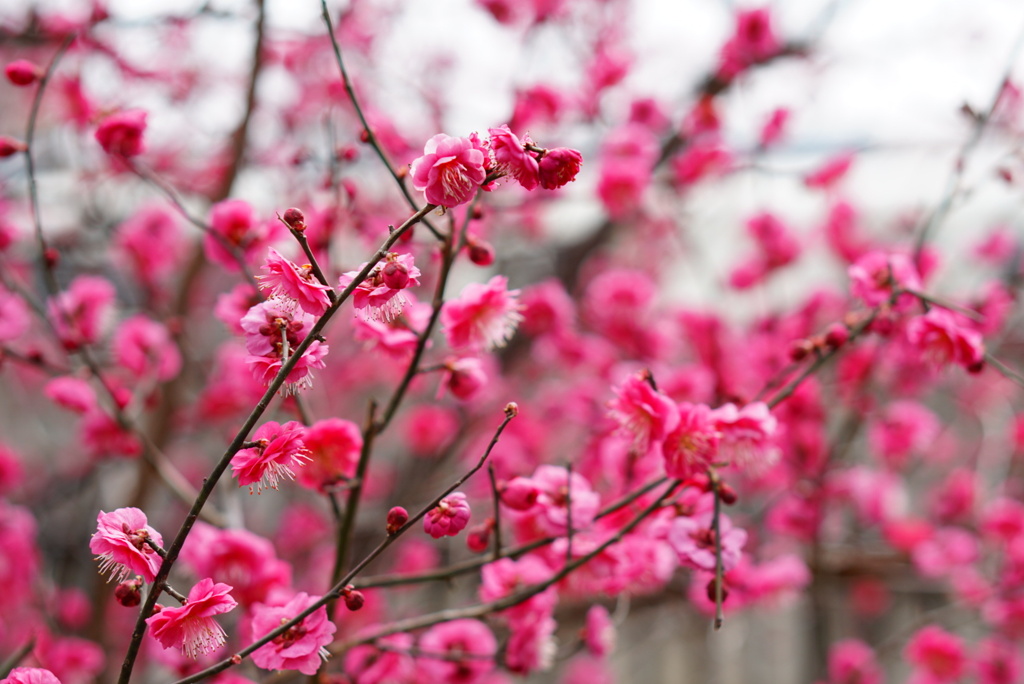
left=824, top=323, right=849, bottom=348
left=282, top=207, right=306, bottom=231
left=5, top=60, right=42, bottom=87
left=44, top=247, right=59, bottom=268
left=706, top=578, right=729, bottom=604
left=466, top=521, right=493, bottom=553
left=717, top=482, right=738, bottom=505
left=788, top=339, right=813, bottom=362
left=386, top=506, right=409, bottom=535
left=0, top=136, right=27, bottom=158
left=468, top=240, right=495, bottom=267
left=114, top=579, right=143, bottom=607
left=343, top=588, right=365, bottom=611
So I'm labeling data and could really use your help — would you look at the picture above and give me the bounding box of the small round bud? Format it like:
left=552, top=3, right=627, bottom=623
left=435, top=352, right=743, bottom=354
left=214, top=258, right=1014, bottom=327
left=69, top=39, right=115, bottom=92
left=788, top=339, right=813, bottom=362
left=5, top=60, right=42, bottom=87
left=114, top=578, right=143, bottom=607
left=499, top=477, right=538, bottom=511
left=282, top=207, right=306, bottom=231
left=466, top=520, right=493, bottom=553
left=386, top=506, right=409, bottom=535
left=43, top=247, right=59, bottom=268
left=230, top=655, right=243, bottom=665
left=0, top=136, right=27, bottom=158
left=468, top=240, right=496, bottom=267
left=538, top=147, right=583, bottom=189
left=706, top=578, right=729, bottom=604
left=967, top=358, right=986, bottom=375
left=343, top=587, right=365, bottom=611
left=471, top=205, right=485, bottom=220
left=359, top=129, right=370, bottom=144
left=338, top=144, right=359, bottom=162
left=824, top=323, right=849, bottom=348
left=381, top=260, right=411, bottom=290
left=504, top=402, right=519, bottom=418
left=717, top=482, right=738, bottom=505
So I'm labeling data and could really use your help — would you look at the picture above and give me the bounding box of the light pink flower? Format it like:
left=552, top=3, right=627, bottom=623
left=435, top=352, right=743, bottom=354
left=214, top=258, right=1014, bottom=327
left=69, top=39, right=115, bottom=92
left=257, top=248, right=332, bottom=316
left=352, top=317, right=419, bottom=358
left=146, top=578, right=237, bottom=659
left=710, top=402, right=777, bottom=471
left=904, top=625, right=966, bottom=684
left=667, top=510, right=747, bottom=572
left=250, top=592, right=336, bottom=675
left=608, top=371, right=680, bottom=458
left=239, top=300, right=328, bottom=393
left=442, top=275, right=523, bottom=351
left=44, top=376, right=97, bottom=414
left=0, top=288, right=31, bottom=342
left=424, top=492, right=472, bottom=538
left=410, top=133, right=487, bottom=207
left=662, top=403, right=720, bottom=479
left=1, top=668, right=63, bottom=684
left=417, top=619, right=497, bottom=683
left=488, top=125, right=539, bottom=190
left=530, top=465, right=600, bottom=534
left=583, top=605, right=615, bottom=657
left=906, top=308, right=985, bottom=371
left=112, top=315, right=181, bottom=381
left=246, top=341, right=328, bottom=394
left=295, top=417, right=362, bottom=492
left=338, top=253, right=420, bottom=322
left=89, top=507, right=163, bottom=583
left=440, top=357, right=488, bottom=401
left=231, top=420, right=310, bottom=494
left=95, top=109, right=146, bottom=157
left=205, top=199, right=281, bottom=272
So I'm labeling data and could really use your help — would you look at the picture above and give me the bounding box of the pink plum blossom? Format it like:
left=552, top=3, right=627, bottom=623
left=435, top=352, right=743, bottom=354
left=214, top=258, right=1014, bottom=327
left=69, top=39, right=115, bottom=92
left=440, top=356, right=488, bottom=400
left=827, top=639, right=884, bottom=684
left=583, top=605, right=615, bottom=657
left=607, top=371, right=679, bottom=459
left=89, top=507, right=163, bottom=583
left=906, top=308, right=985, bottom=371
left=662, top=402, right=720, bottom=479
left=442, top=275, right=523, bottom=351
left=410, top=133, right=487, bottom=207
left=239, top=299, right=328, bottom=392
left=1, top=669, right=63, bottom=684
left=0, top=289, right=31, bottom=343
left=904, top=625, right=967, bottom=684
left=249, top=592, right=336, bottom=675
left=295, top=417, right=362, bottom=492
left=417, top=619, right=497, bottom=683
left=710, top=402, right=777, bottom=471
left=231, top=420, right=310, bottom=493
left=488, top=125, right=539, bottom=190
left=115, top=204, right=185, bottom=287
left=538, top=147, right=583, bottom=189
left=145, top=578, right=237, bottom=659
left=529, top=465, right=600, bottom=535
left=205, top=199, right=280, bottom=272
left=338, top=252, right=420, bottom=322
left=667, top=510, right=747, bottom=572
left=179, top=522, right=291, bottom=606
left=344, top=633, right=416, bottom=684
left=48, top=276, right=116, bottom=348
left=849, top=250, right=922, bottom=308
left=424, top=492, right=472, bottom=538
left=112, top=315, right=181, bottom=381
left=95, top=109, right=147, bottom=157
left=257, top=247, right=332, bottom=316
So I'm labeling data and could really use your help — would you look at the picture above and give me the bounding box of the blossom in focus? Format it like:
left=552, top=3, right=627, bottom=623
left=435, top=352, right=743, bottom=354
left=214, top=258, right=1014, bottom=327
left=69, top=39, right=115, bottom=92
left=295, top=417, right=363, bottom=492
left=442, top=275, right=523, bottom=351
left=489, top=124, right=540, bottom=190
left=257, top=247, right=333, bottom=316
left=338, top=253, right=420, bottom=322
left=95, top=109, right=147, bottom=157
left=249, top=592, right=336, bottom=675
left=424, top=492, right=472, bottom=538
left=239, top=300, right=328, bottom=393
left=417, top=619, right=497, bottom=683
left=608, top=371, right=679, bottom=458
left=145, top=578, right=237, bottom=659
left=231, top=420, right=310, bottom=494
left=538, top=146, right=583, bottom=189
left=89, top=507, right=163, bottom=583
left=410, top=133, right=487, bottom=207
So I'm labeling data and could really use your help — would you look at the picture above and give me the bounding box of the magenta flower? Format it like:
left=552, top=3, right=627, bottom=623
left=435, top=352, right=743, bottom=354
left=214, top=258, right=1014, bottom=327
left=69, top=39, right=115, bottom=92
left=48, top=275, right=116, bottom=348
left=710, top=402, right=777, bottom=472
left=231, top=420, right=310, bottom=494
left=417, top=619, right=497, bottom=683
left=442, top=275, right=523, bottom=351
left=410, top=133, right=487, bottom=207
left=112, top=315, right=182, bottom=381
left=205, top=199, right=282, bottom=272
left=89, top=507, right=163, bottom=583
left=662, top=403, right=720, bottom=480
left=94, top=109, right=147, bottom=157
left=608, top=371, right=680, bottom=459
left=179, top=522, right=291, bottom=606
left=338, top=252, right=421, bottom=322
left=295, top=417, right=363, bottom=492
left=488, top=125, right=540, bottom=190
left=538, top=146, right=583, bottom=190
left=904, top=625, right=967, bottom=684
left=5, top=59, right=42, bottom=87
left=240, top=299, right=329, bottom=393
left=583, top=605, right=616, bottom=657
left=424, top=492, right=472, bottom=538
left=146, top=578, right=237, bottom=659
left=257, top=248, right=333, bottom=316
left=848, top=250, right=922, bottom=308
left=1, top=668, right=62, bottom=684
left=667, top=511, right=747, bottom=572
left=827, top=639, right=884, bottom=684
left=906, top=308, right=985, bottom=371
left=440, top=357, right=488, bottom=401
left=0, top=289, right=31, bottom=343
left=530, top=465, right=600, bottom=535
left=344, top=633, right=416, bottom=684
left=250, top=592, right=336, bottom=675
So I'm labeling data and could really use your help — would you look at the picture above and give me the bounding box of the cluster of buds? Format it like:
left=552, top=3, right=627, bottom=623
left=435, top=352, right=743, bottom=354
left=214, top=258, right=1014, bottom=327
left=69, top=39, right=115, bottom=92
left=788, top=322, right=851, bottom=362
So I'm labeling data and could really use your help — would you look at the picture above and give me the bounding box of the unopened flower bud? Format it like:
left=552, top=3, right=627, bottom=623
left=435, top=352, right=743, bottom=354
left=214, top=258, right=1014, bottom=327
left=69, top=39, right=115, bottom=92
left=114, top=578, right=143, bottom=607
left=5, top=59, right=42, bottom=87
left=504, top=402, right=519, bottom=418
left=468, top=239, right=496, bottom=267
left=706, top=578, right=729, bottom=603
left=500, top=477, right=538, bottom=511
left=538, top=147, right=583, bottom=190
left=230, top=655, right=243, bottom=665
left=0, top=136, right=27, bottom=158
left=717, top=482, right=738, bottom=505
left=386, top=506, right=409, bottom=535
left=788, top=339, right=814, bottom=362
left=44, top=247, right=59, bottom=268
left=282, top=207, right=306, bottom=231
left=382, top=260, right=411, bottom=290
left=343, top=586, right=365, bottom=611
left=466, top=520, right=493, bottom=553
left=824, top=323, right=849, bottom=348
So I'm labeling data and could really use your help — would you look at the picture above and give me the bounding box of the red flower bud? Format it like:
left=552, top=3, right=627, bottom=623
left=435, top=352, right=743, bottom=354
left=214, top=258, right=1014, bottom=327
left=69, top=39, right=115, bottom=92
left=824, top=323, right=849, bottom=348
left=0, top=136, right=27, bottom=158
left=717, top=482, right=738, bottom=505
left=500, top=477, right=538, bottom=510
left=114, top=578, right=143, bottom=607
left=466, top=520, right=493, bottom=553
left=468, top=239, right=496, bottom=267
left=381, top=260, right=411, bottom=290
left=5, top=60, right=42, bottom=87
left=282, top=207, right=306, bottom=231
left=343, top=587, right=365, bottom=611
left=538, top=147, right=583, bottom=189
left=706, top=577, right=729, bottom=604
left=386, top=506, right=409, bottom=535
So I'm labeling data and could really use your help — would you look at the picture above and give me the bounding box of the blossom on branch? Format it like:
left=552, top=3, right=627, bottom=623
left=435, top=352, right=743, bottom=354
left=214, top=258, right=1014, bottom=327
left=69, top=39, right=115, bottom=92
left=338, top=252, right=420, bottom=322
left=257, top=247, right=332, bottom=316
left=410, top=133, right=487, bottom=207
left=89, top=507, right=163, bottom=583
left=231, top=420, right=310, bottom=494
left=145, top=578, right=237, bottom=659
left=249, top=592, right=336, bottom=675
left=94, top=109, right=147, bottom=157
left=442, top=275, right=523, bottom=351
left=424, top=492, right=472, bottom=538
